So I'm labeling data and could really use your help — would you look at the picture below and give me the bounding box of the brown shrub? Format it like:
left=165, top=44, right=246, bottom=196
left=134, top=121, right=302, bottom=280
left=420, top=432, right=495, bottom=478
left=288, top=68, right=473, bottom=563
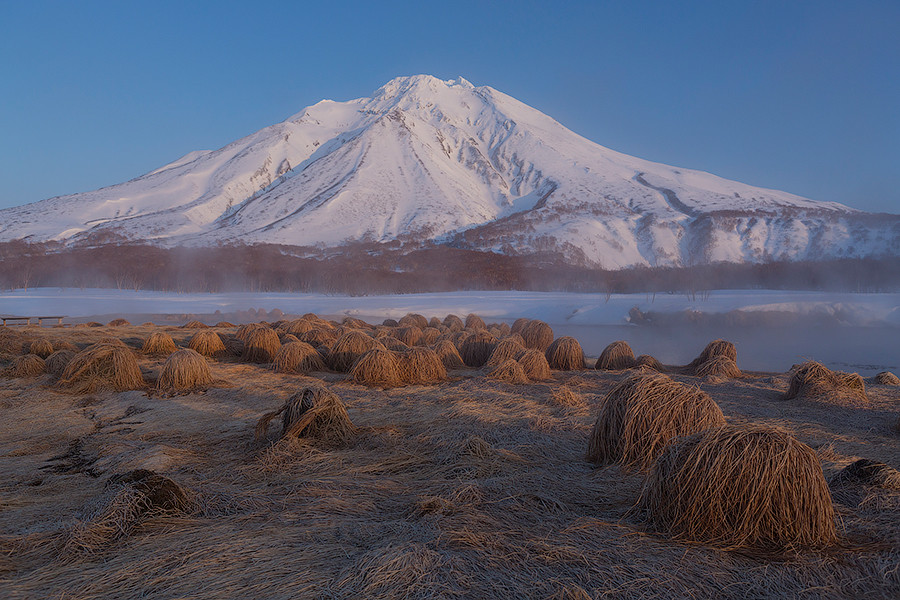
left=695, top=356, right=742, bottom=379
left=443, top=314, right=464, bottom=332
left=59, top=343, right=144, bottom=393
left=638, top=425, right=837, bottom=550
left=399, top=313, right=428, bottom=329
left=545, top=336, right=585, bottom=370
left=459, top=331, right=496, bottom=368
left=242, top=328, right=282, bottom=363
left=28, top=339, right=54, bottom=359
left=595, top=340, right=635, bottom=371
left=398, top=347, right=447, bottom=385
left=686, top=339, right=737, bottom=373
left=465, top=314, right=487, bottom=331
left=520, top=320, right=554, bottom=351
left=351, top=348, right=403, bottom=387
left=328, top=331, right=385, bottom=372
left=46, top=349, right=77, bottom=377
left=142, top=332, right=178, bottom=356
left=587, top=372, right=726, bottom=471
left=181, top=320, right=208, bottom=329
left=486, top=338, right=527, bottom=367
left=157, top=349, right=212, bottom=393
left=4, top=354, right=45, bottom=378
left=518, top=349, right=551, bottom=381
left=255, top=386, right=357, bottom=444
left=432, top=340, right=465, bottom=370
left=487, top=359, right=530, bottom=384
left=783, top=361, right=868, bottom=406
left=107, top=319, right=130, bottom=327
left=274, top=342, right=325, bottom=374
left=874, top=371, right=900, bottom=385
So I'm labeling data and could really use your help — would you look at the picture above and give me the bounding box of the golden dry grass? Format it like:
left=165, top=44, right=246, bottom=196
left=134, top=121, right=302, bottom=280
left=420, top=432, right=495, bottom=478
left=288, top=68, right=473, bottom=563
left=58, top=343, right=144, bottom=393
left=485, top=338, right=527, bottom=367
left=107, top=319, right=130, bottom=327
left=634, top=354, right=665, bottom=372
left=587, top=371, right=726, bottom=471
left=518, top=348, right=551, bottom=381
left=241, top=328, right=282, bottom=364
left=398, top=347, right=447, bottom=385
left=687, top=339, right=737, bottom=373
left=459, top=331, right=496, bottom=368
left=45, top=349, right=76, bottom=377
left=694, top=356, right=743, bottom=379
left=142, top=332, right=178, bottom=356
left=874, top=371, right=900, bottom=385
left=298, top=327, right=336, bottom=347
left=595, top=340, right=636, bottom=371
left=520, top=319, right=554, bottom=351
left=783, top=361, right=869, bottom=406
left=181, top=320, right=209, bottom=329
left=157, top=349, right=213, bottom=393
left=443, top=314, right=464, bottom=331
left=399, top=313, right=429, bottom=329
left=28, top=339, right=54, bottom=359
left=328, top=331, right=385, bottom=373
left=350, top=348, right=404, bottom=388
left=3, top=354, right=46, bottom=378
left=235, top=323, right=267, bottom=342
left=274, top=341, right=326, bottom=374
left=420, top=327, right=441, bottom=346
left=465, top=314, right=487, bottom=331
left=638, top=425, right=837, bottom=551
left=545, top=336, right=586, bottom=370
left=255, top=386, right=357, bottom=444
left=395, top=326, right=423, bottom=347
left=432, top=339, right=466, bottom=370
left=487, top=359, right=530, bottom=384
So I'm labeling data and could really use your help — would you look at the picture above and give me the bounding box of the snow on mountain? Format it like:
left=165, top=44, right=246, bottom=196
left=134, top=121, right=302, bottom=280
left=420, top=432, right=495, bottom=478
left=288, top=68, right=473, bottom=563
left=0, top=74, right=896, bottom=268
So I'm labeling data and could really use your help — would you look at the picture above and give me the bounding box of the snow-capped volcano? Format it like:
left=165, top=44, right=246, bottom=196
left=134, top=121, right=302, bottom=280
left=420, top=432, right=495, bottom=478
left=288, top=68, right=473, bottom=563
left=1, top=74, right=896, bottom=267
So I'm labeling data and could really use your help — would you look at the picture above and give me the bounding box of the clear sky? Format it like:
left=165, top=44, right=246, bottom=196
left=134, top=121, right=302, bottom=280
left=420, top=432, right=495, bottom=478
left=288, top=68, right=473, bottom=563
left=1, top=0, right=897, bottom=213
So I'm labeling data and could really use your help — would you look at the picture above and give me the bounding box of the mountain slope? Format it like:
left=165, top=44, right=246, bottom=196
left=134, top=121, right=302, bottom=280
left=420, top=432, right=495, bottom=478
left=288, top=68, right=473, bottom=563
left=1, top=75, right=896, bottom=267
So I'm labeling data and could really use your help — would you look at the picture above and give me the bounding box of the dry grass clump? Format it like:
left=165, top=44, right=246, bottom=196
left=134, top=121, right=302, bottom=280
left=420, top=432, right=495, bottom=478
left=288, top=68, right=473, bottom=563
left=465, top=314, right=487, bottom=330
left=510, top=317, right=530, bottom=335
left=443, top=314, right=464, bottom=331
left=279, top=333, right=300, bottom=345
left=214, top=321, right=236, bottom=327
left=75, top=321, right=103, bottom=328
left=549, top=385, right=584, bottom=407
left=487, top=359, right=530, bottom=384
left=351, top=348, right=403, bottom=387
left=282, top=319, right=313, bottom=335
left=382, top=318, right=400, bottom=328
left=485, top=338, right=527, bottom=367
left=157, top=349, right=213, bottom=393
left=595, top=340, right=636, bottom=370
left=432, top=339, right=465, bottom=370
left=236, top=322, right=268, bottom=342
left=221, top=335, right=244, bottom=356
left=255, top=386, right=357, bottom=444
left=342, top=316, right=372, bottom=330
left=694, top=356, right=742, bottom=379
left=428, top=316, right=442, bottom=328
left=518, top=349, right=551, bottom=381
left=874, top=371, right=900, bottom=385
left=96, top=336, right=128, bottom=347
left=830, top=458, right=900, bottom=489
left=28, top=339, right=54, bottom=358
left=274, top=342, right=326, bottom=374
left=379, top=336, right=410, bottom=352
left=142, top=332, right=178, bottom=356
left=686, top=339, right=737, bottom=372
left=328, top=331, right=385, bottom=372
left=637, top=425, right=838, bottom=551
left=4, top=354, right=46, bottom=378
left=520, top=320, right=554, bottom=351
left=395, top=326, right=423, bottom=347
left=459, top=330, right=496, bottom=368
left=66, top=470, right=191, bottom=555
left=545, top=336, right=586, bottom=370
left=634, top=354, right=665, bottom=372
left=299, top=327, right=335, bottom=347
left=46, top=349, right=76, bottom=377
left=241, top=328, right=282, bottom=363
left=587, top=372, right=726, bottom=471
left=52, top=340, right=79, bottom=352
left=399, top=313, right=428, bottom=329
left=420, top=327, right=441, bottom=346
left=181, top=320, right=209, bottom=329
left=107, top=318, right=130, bottom=327
left=59, top=343, right=144, bottom=393
left=398, top=347, right=447, bottom=384
left=783, top=361, right=868, bottom=406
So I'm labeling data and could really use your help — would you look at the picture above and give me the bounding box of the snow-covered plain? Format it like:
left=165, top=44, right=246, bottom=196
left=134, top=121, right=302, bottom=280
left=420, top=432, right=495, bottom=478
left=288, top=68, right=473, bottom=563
left=2, top=288, right=897, bottom=374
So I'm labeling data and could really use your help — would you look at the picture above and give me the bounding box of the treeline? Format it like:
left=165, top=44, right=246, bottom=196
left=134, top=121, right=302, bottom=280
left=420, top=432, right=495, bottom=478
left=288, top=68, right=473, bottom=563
left=0, top=240, right=897, bottom=294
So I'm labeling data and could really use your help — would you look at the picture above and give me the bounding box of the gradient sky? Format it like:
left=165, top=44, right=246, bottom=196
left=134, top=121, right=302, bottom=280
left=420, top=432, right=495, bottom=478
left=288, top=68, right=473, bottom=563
left=1, top=0, right=897, bottom=213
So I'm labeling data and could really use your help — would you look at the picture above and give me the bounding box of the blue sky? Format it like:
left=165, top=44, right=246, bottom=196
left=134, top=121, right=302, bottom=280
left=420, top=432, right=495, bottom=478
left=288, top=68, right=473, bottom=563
left=1, top=0, right=897, bottom=212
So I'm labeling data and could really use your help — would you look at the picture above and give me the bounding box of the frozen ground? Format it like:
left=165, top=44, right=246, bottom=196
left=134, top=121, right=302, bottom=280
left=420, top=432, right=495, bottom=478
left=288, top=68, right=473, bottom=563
left=2, top=288, right=898, bottom=375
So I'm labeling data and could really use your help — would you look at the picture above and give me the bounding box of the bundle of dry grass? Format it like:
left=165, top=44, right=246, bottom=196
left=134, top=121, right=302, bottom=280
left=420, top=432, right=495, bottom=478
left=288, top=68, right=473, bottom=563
left=96, top=337, right=128, bottom=347
left=74, top=321, right=103, bottom=328
left=694, top=356, right=742, bottom=379
left=351, top=348, right=403, bottom=387
left=545, top=336, right=586, bottom=370
left=465, top=314, right=487, bottom=330
left=59, top=343, right=144, bottom=393
left=518, top=349, right=551, bottom=381
left=395, top=326, right=423, bottom=347
left=420, top=327, right=441, bottom=346
left=27, top=339, right=54, bottom=359
left=783, top=361, right=868, bottom=405
left=279, top=333, right=300, bottom=345
left=443, top=314, right=464, bottom=332
left=214, top=321, right=236, bottom=328
left=66, top=469, right=191, bottom=555
left=595, top=340, right=636, bottom=370
left=52, top=340, right=79, bottom=352
left=342, top=316, right=372, bottom=330
left=874, top=371, right=900, bottom=385
left=221, top=335, right=244, bottom=356
left=241, top=328, right=282, bottom=363
left=637, top=425, right=837, bottom=550
left=142, top=332, right=178, bottom=356
left=107, top=318, right=130, bottom=327
left=686, top=339, right=737, bottom=372
left=549, top=385, right=584, bottom=407
left=398, top=347, right=447, bottom=384
left=459, top=330, right=496, bottom=368
left=486, top=338, right=527, bottom=367
left=235, top=322, right=268, bottom=342
left=587, top=371, right=726, bottom=471
left=382, top=318, right=400, bottom=327
left=830, top=458, right=900, bottom=489
left=510, top=317, right=530, bottom=335
left=634, top=354, right=665, bottom=372
left=428, top=316, right=442, bottom=328
left=184, top=330, right=225, bottom=358
left=487, top=359, right=530, bottom=384
left=328, top=331, right=385, bottom=372
left=3, top=354, right=46, bottom=378
left=45, top=349, right=76, bottom=377
left=274, top=341, right=326, bottom=374
left=428, top=340, right=462, bottom=370
left=255, top=386, right=357, bottom=444
left=282, top=319, right=313, bottom=335
left=379, top=336, right=410, bottom=352
left=298, top=327, right=335, bottom=347
left=399, top=313, right=428, bottom=329
left=181, top=320, right=209, bottom=329
left=157, top=349, right=213, bottom=393
left=520, top=320, right=554, bottom=351
left=449, top=330, right=472, bottom=349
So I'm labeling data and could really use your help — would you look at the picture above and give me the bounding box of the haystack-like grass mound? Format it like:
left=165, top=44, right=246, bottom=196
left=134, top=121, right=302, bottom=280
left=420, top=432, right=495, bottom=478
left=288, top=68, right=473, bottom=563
left=520, top=320, right=554, bottom=351
left=595, top=340, right=636, bottom=371
left=686, top=339, right=737, bottom=373
left=59, top=343, right=145, bottom=393
left=428, top=316, right=443, bottom=328
left=351, top=348, right=403, bottom=387
left=107, top=319, right=130, bottom=327
left=830, top=458, right=900, bottom=489
left=279, top=333, right=300, bottom=345
left=52, top=340, right=79, bottom=352
left=638, top=425, right=837, bottom=551
left=142, top=332, right=178, bottom=356
left=459, top=331, right=496, bottom=368
left=157, top=349, right=213, bottom=393
left=283, top=319, right=314, bottom=335
left=398, top=347, right=447, bottom=384
left=66, top=469, right=191, bottom=555
left=221, top=335, right=244, bottom=356
left=432, top=339, right=465, bottom=370
left=299, top=327, right=335, bottom=347
left=487, top=359, right=530, bottom=384
left=328, top=331, right=385, bottom=372
left=242, top=328, right=282, bottom=363
left=486, top=338, right=527, bottom=367
left=510, top=317, right=531, bottom=335
left=28, top=339, right=54, bottom=359
left=0, top=328, right=27, bottom=354
left=274, top=341, right=326, bottom=374
left=382, top=318, right=400, bottom=327
left=694, top=356, right=742, bottom=379
left=181, top=320, right=209, bottom=329
left=783, top=361, right=868, bottom=406
left=443, top=314, right=464, bottom=332
left=587, top=372, right=726, bottom=471
left=399, top=313, right=429, bottom=329
left=874, top=371, right=900, bottom=385
left=235, top=323, right=268, bottom=342
left=545, top=336, right=586, bottom=370
left=4, top=354, right=46, bottom=378
left=342, top=316, right=372, bottom=330
left=214, top=321, right=236, bottom=328
left=634, top=354, right=665, bottom=372
left=96, top=337, right=128, bottom=348
left=420, top=327, right=441, bottom=346
left=378, top=336, right=410, bottom=352
left=395, top=326, right=423, bottom=347
left=518, top=349, right=551, bottom=381
left=45, top=349, right=76, bottom=377
left=465, top=314, right=487, bottom=331
left=74, top=322, right=103, bottom=328
left=255, top=386, right=357, bottom=444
